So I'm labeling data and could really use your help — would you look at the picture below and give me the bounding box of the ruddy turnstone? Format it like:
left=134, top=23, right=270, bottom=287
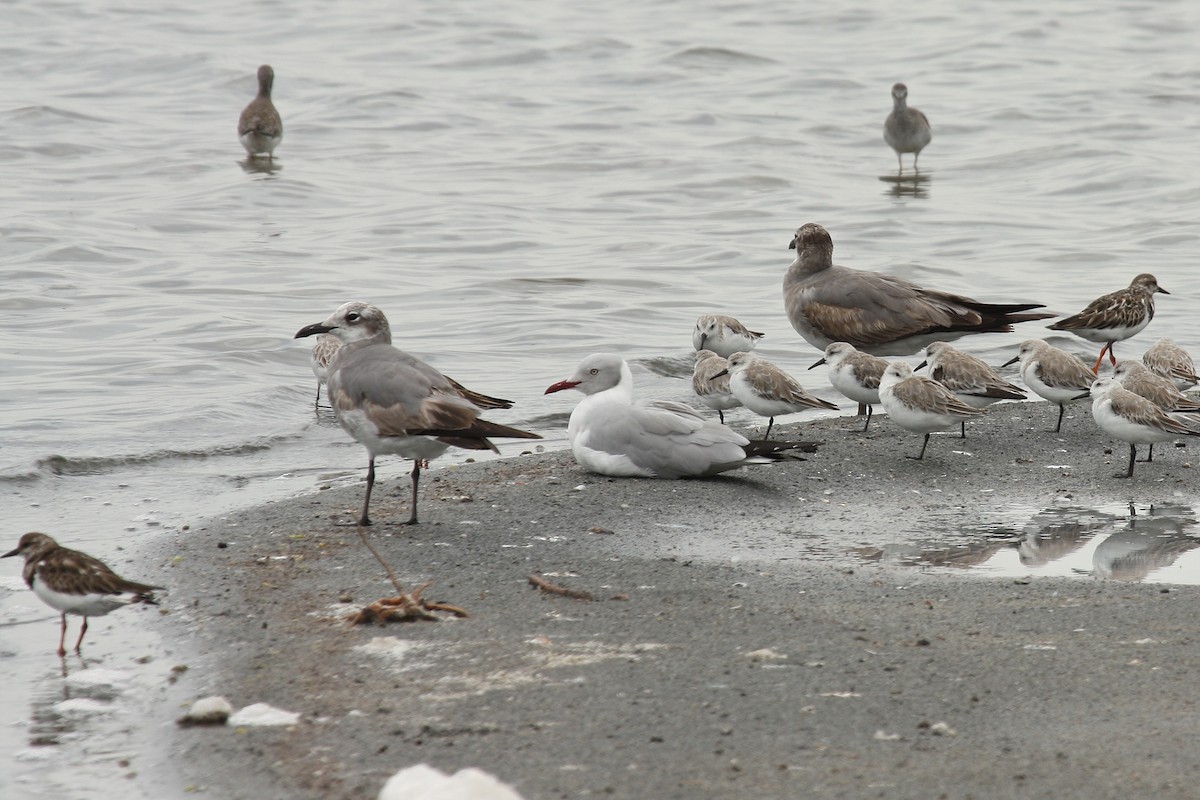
left=917, top=341, right=1025, bottom=437
left=238, top=64, right=283, bottom=159
left=691, top=349, right=741, bottom=424
left=1141, top=338, right=1199, bottom=390
left=691, top=314, right=764, bottom=359
left=1077, top=376, right=1200, bottom=478
left=717, top=352, right=838, bottom=440
left=807, top=342, right=890, bottom=431
left=878, top=361, right=987, bottom=460
left=784, top=223, right=1053, bottom=356
left=883, top=82, right=932, bottom=173
left=544, top=353, right=819, bottom=478
left=3, top=532, right=162, bottom=657
left=1047, top=274, right=1169, bottom=373
left=1002, top=339, right=1096, bottom=432
left=294, top=302, right=540, bottom=526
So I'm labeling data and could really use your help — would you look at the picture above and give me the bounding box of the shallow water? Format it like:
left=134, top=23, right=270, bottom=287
left=2, top=0, right=1200, bottom=795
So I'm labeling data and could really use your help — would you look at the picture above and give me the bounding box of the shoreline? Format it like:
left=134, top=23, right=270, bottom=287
left=150, top=401, right=1200, bottom=799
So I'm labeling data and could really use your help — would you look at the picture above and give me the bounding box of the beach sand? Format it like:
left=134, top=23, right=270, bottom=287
left=150, top=402, right=1200, bottom=799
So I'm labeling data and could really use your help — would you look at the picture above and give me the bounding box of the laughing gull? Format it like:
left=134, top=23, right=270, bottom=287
left=3, top=532, right=162, bottom=657
left=544, top=353, right=819, bottom=478
left=878, top=361, right=987, bottom=460
left=1142, top=338, right=1199, bottom=390
left=883, top=82, right=932, bottom=173
left=808, top=342, right=890, bottom=430
left=916, top=341, right=1025, bottom=437
left=716, top=352, right=838, bottom=440
left=1079, top=377, right=1200, bottom=479
left=295, top=302, right=540, bottom=526
left=692, top=314, right=764, bottom=359
left=238, top=64, right=283, bottom=159
left=1047, top=274, right=1169, bottom=373
left=1001, top=339, right=1096, bottom=433
left=784, top=223, right=1053, bottom=356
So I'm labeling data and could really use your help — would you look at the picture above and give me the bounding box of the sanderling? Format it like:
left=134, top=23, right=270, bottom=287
left=1141, top=338, right=1199, bottom=390
left=692, top=314, right=764, bottom=359
left=1078, top=376, right=1200, bottom=478
left=718, top=352, right=838, bottom=440
left=878, top=361, right=987, bottom=459
left=691, top=349, right=741, bottom=424
left=1002, top=339, right=1097, bottom=433
left=918, top=341, right=1025, bottom=437
left=808, top=342, right=890, bottom=431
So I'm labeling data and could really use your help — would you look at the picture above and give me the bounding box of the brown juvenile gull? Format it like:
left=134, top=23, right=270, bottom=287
left=784, top=223, right=1053, bottom=357
left=294, top=302, right=540, bottom=526
left=3, top=532, right=162, bottom=657
left=1047, top=273, right=1169, bottom=373
left=878, top=361, right=986, bottom=460
left=1141, top=338, right=1198, bottom=391
left=238, top=64, right=283, bottom=159
left=1001, top=339, right=1096, bottom=433
left=808, top=342, right=890, bottom=430
left=717, top=352, right=838, bottom=440
left=917, top=341, right=1025, bottom=437
left=691, top=349, right=741, bottom=424
left=883, top=82, right=932, bottom=173
left=544, top=353, right=819, bottom=478
left=1078, top=377, right=1200, bottom=479
left=691, top=314, right=764, bottom=359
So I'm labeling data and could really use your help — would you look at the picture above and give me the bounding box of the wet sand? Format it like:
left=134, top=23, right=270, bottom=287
left=150, top=402, right=1200, bottom=799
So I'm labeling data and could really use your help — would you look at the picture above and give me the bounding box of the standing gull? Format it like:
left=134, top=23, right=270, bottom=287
left=238, top=64, right=283, bottom=159
left=808, top=342, right=890, bottom=430
left=878, top=361, right=986, bottom=460
left=1002, top=339, right=1096, bottom=433
left=3, top=532, right=162, bottom=657
left=692, top=314, right=764, bottom=359
left=883, top=82, right=932, bottom=173
left=1142, top=338, right=1199, bottom=390
left=1078, top=377, right=1200, bottom=479
left=544, top=353, right=819, bottom=478
left=917, top=341, right=1025, bottom=437
left=717, top=352, right=838, bottom=440
left=295, top=302, right=540, bottom=526
left=783, top=223, right=1052, bottom=356
left=691, top=349, right=741, bottom=424
left=1047, top=273, right=1169, bottom=373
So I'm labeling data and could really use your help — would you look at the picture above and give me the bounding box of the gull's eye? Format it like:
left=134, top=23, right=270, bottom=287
left=346, top=312, right=361, bottom=322
left=589, top=368, right=599, bottom=375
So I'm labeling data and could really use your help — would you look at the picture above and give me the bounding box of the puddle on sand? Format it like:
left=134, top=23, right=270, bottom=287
left=853, top=502, right=1200, bottom=585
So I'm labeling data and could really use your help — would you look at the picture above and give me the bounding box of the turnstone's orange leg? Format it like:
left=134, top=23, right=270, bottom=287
left=57, top=614, right=69, bottom=657
left=1091, top=344, right=1111, bottom=374
left=75, top=618, right=88, bottom=653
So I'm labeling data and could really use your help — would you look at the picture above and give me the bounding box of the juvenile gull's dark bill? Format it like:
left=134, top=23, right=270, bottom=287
left=3, top=532, right=162, bottom=657
left=1047, top=273, right=1169, bottom=373
left=878, top=361, right=987, bottom=460
left=1002, top=339, right=1096, bottom=433
left=784, top=223, right=1053, bottom=357
left=717, top=352, right=838, bottom=440
left=808, top=342, right=890, bottom=431
left=691, top=314, right=764, bottom=359
left=238, top=64, right=283, bottom=159
left=883, top=82, right=932, bottom=173
left=545, top=353, right=819, bottom=478
left=1077, top=376, right=1200, bottom=479
left=295, top=302, right=540, bottom=527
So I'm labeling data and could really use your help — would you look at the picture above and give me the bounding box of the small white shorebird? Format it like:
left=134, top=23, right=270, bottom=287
left=1078, top=376, right=1200, bottom=478
left=238, top=64, right=283, bottom=159
left=717, top=352, right=838, bottom=440
left=1002, top=339, right=1096, bottom=433
left=807, top=342, right=889, bottom=431
left=784, top=223, right=1052, bottom=356
left=691, top=349, right=741, bottom=424
left=3, top=532, right=162, bottom=657
left=878, top=361, right=987, bottom=460
left=917, top=342, right=1025, bottom=437
left=1047, top=274, right=1170, bottom=373
left=544, top=353, right=819, bottom=478
left=1112, top=359, right=1200, bottom=462
left=883, top=82, right=932, bottom=173
left=1142, top=338, right=1199, bottom=390
left=692, top=314, right=764, bottom=359
left=295, top=302, right=540, bottom=526
left=308, top=333, right=341, bottom=408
